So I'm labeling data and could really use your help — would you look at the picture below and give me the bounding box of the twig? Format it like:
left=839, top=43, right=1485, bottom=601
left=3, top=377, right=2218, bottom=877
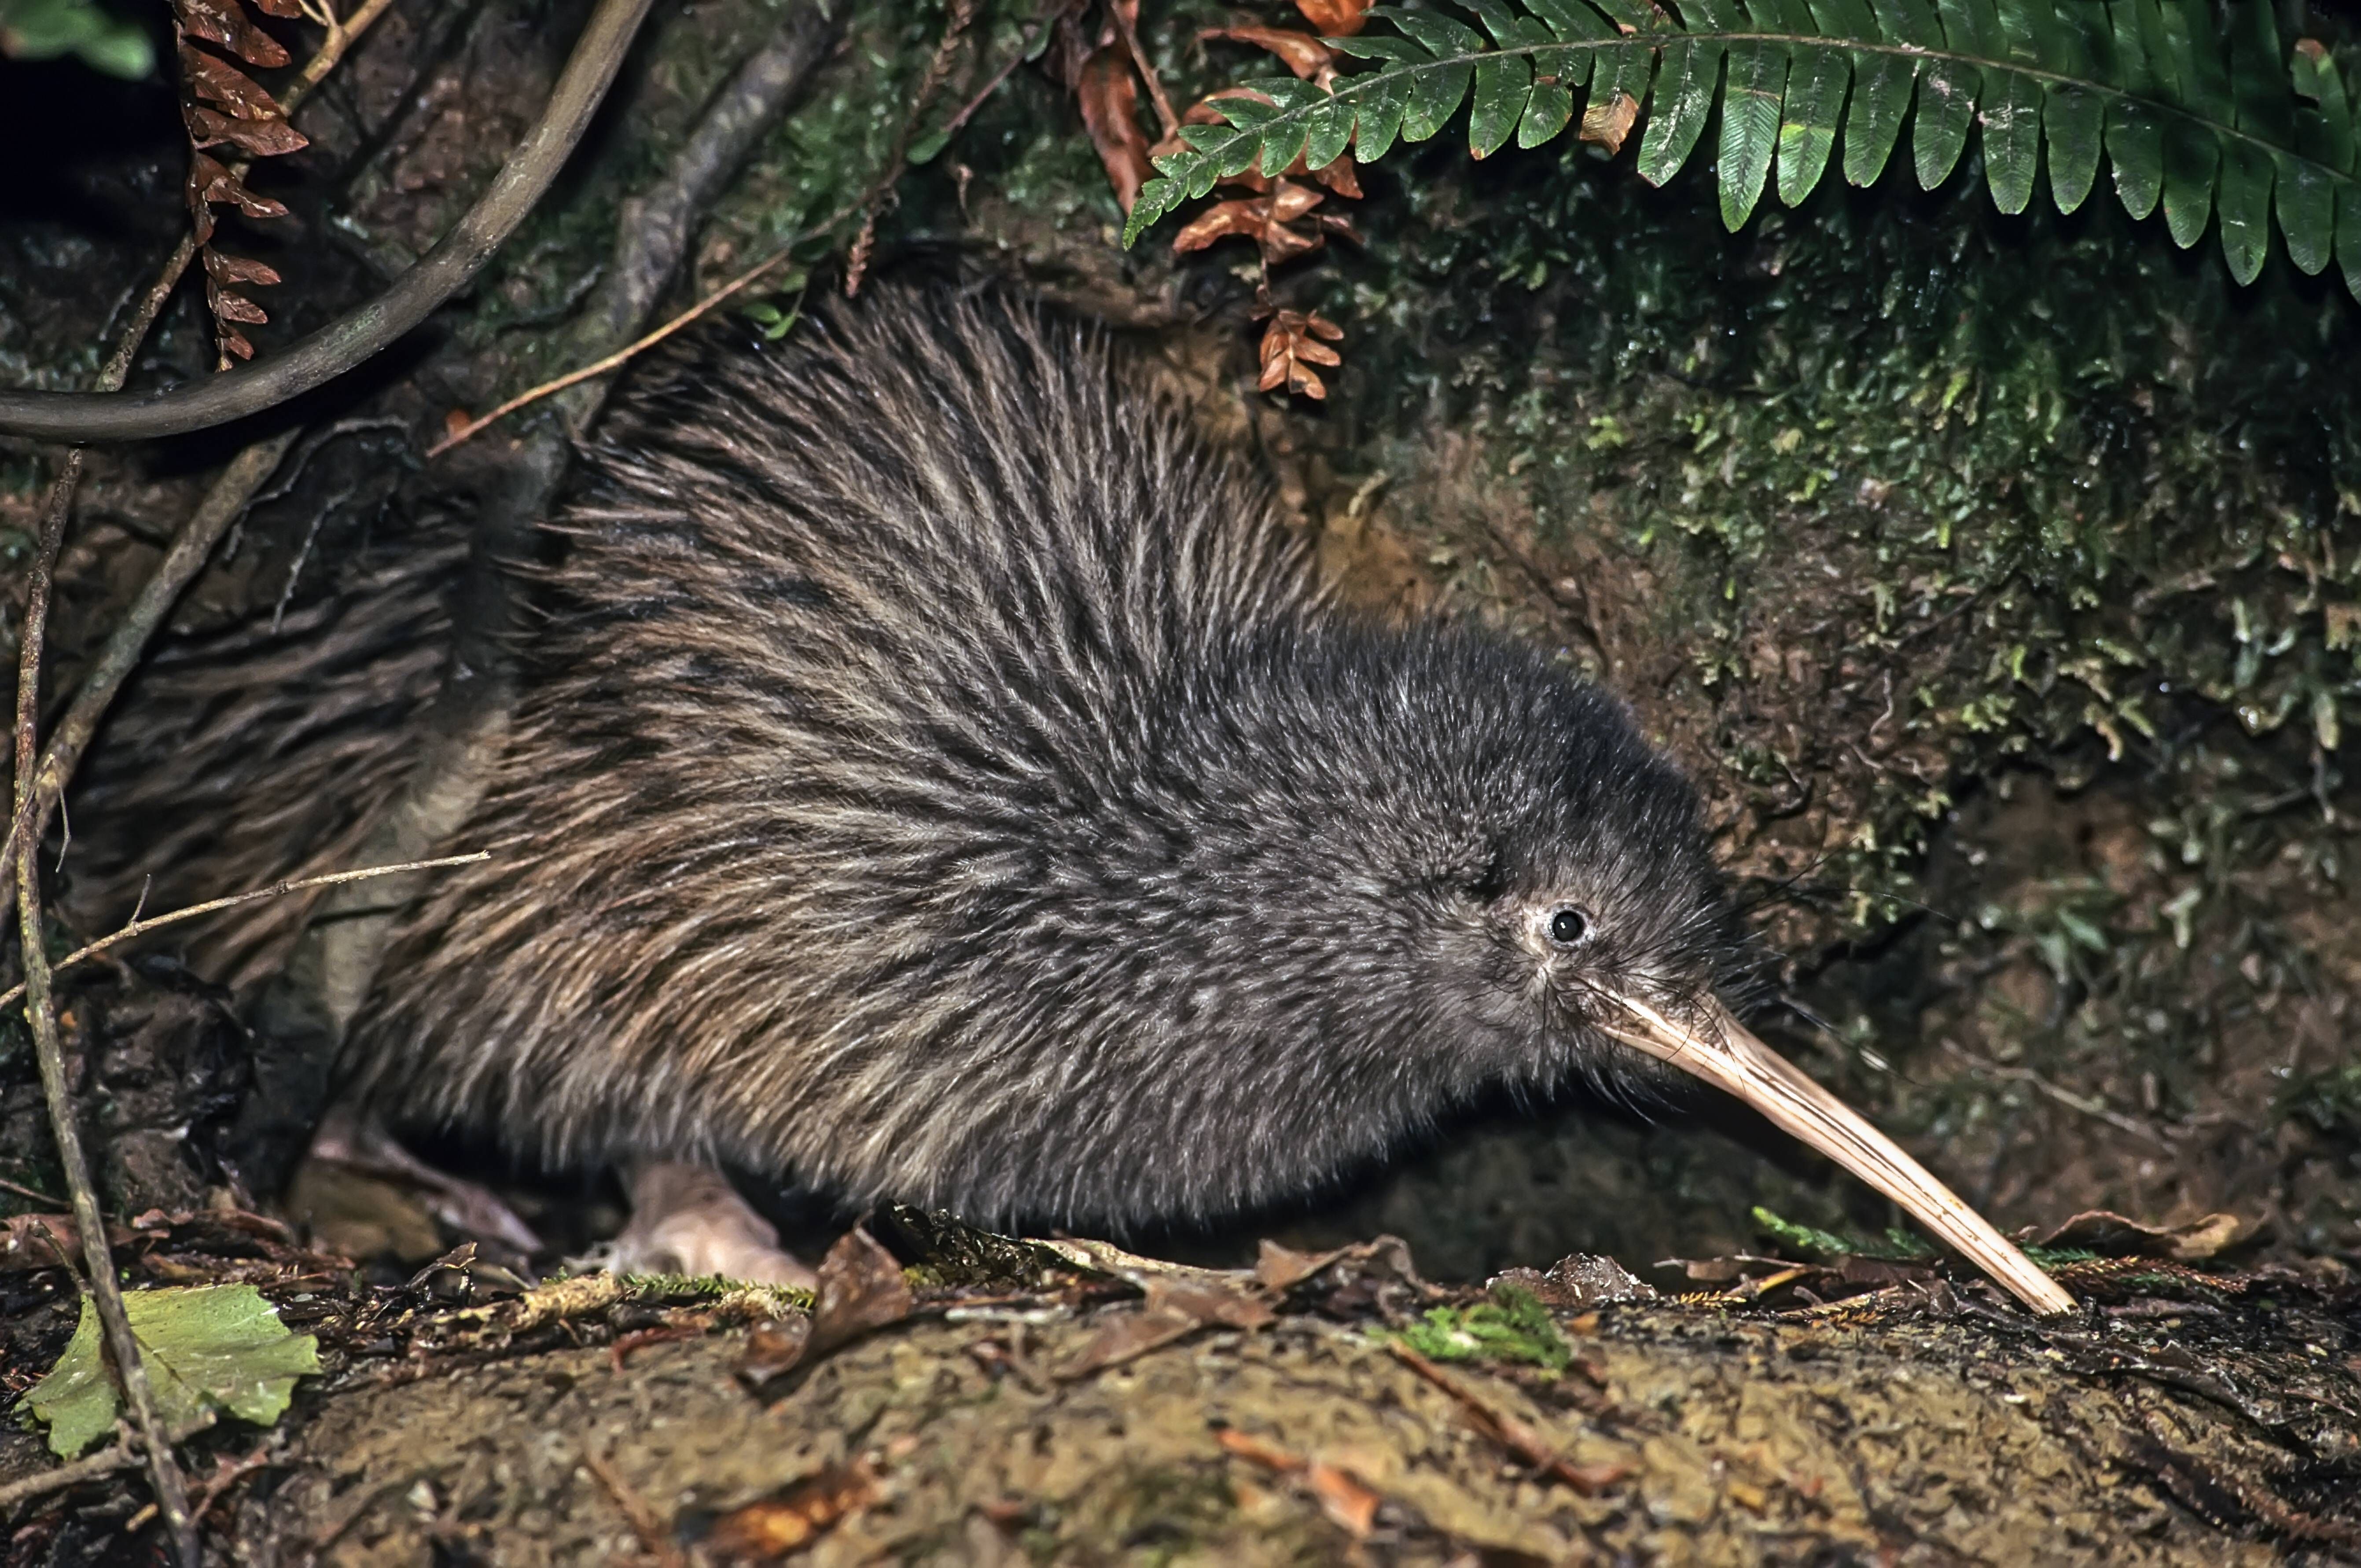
left=0, top=854, right=488, bottom=1016
left=1110, top=1, right=1178, bottom=139
left=1384, top=1343, right=1629, bottom=1496
left=1938, top=1039, right=2173, bottom=1147
left=0, top=432, right=301, bottom=929
left=427, top=242, right=806, bottom=457
left=0, top=0, right=401, bottom=919
left=581, top=3, right=838, bottom=353
left=0, top=1417, right=217, bottom=1517
left=0, top=0, right=659, bottom=442
left=931, top=0, right=1086, bottom=151
left=14, top=468, right=198, bottom=1564
left=583, top=1447, right=687, bottom=1568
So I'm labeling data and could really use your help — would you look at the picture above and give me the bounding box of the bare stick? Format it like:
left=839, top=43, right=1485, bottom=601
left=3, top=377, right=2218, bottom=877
left=1110, top=2, right=1179, bottom=139
left=0, top=854, right=487, bottom=1016
left=0, top=0, right=402, bottom=914
left=432, top=0, right=989, bottom=455
left=14, top=464, right=199, bottom=1565
left=583, top=1447, right=688, bottom=1568
left=0, top=1417, right=217, bottom=1517
left=426, top=248, right=807, bottom=456
left=0, top=0, right=658, bottom=443
left=0, top=432, right=301, bottom=932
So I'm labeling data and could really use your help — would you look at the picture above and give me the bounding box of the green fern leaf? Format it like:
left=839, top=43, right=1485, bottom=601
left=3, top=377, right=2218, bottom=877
left=2041, top=3, right=2108, bottom=213
left=1981, top=0, right=2047, bottom=215
left=1840, top=0, right=1923, bottom=187
left=1637, top=34, right=1725, bottom=187
left=1471, top=51, right=1535, bottom=155
left=1118, top=0, right=2361, bottom=305
left=1773, top=0, right=1847, bottom=205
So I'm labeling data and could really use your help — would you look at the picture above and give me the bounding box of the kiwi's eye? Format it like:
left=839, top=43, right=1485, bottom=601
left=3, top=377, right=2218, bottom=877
left=1548, top=907, right=1593, bottom=948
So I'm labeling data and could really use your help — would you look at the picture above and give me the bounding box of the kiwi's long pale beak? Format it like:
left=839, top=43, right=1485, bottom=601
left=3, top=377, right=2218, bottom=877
left=1600, top=995, right=2077, bottom=1316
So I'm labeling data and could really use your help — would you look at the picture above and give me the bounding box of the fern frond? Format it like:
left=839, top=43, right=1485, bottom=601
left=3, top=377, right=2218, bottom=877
left=1124, top=0, right=2361, bottom=301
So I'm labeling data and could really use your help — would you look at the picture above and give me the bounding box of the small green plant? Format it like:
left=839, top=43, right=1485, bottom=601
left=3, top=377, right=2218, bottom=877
left=1394, top=1282, right=1571, bottom=1371
left=1125, top=0, right=2361, bottom=300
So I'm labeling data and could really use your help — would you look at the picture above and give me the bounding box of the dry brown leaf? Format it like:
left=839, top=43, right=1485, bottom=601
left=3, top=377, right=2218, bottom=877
left=187, top=105, right=310, bottom=157
left=700, top=1460, right=879, bottom=1562
left=1201, top=25, right=1337, bottom=85
left=206, top=283, right=270, bottom=325
left=1258, top=309, right=1343, bottom=399
left=243, top=0, right=303, bottom=15
left=202, top=250, right=283, bottom=286
left=1293, top=0, right=1371, bottom=37
left=1578, top=90, right=1639, bottom=154
left=1057, top=1272, right=1276, bottom=1378
left=189, top=152, right=290, bottom=219
left=1255, top=1238, right=1348, bottom=1292
left=1077, top=46, right=1151, bottom=213
left=1306, top=154, right=1361, bottom=198
left=808, top=1226, right=914, bottom=1357
left=1185, top=84, right=1277, bottom=124
left=2037, top=1210, right=2243, bottom=1262
left=1173, top=197, right=1274, bottom=252
left=179, top=44, right=290, bottom=118
left=1215, top=1427, right=1305, bottom=1472
left=170, top=0, right=289, bottom=67
left=217, top=325, right=256, bottom=360
left=1305, top=1464, right=1380, bottom=1537
left=1389, top=1343, right=1629, bottom=1495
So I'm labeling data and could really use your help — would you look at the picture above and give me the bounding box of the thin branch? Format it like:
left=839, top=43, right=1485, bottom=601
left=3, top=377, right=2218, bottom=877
left=425, top=248, right=805, bottom=456
left=431, top=0, right=1000, bottom=454
left=1110, top=2, right=1178, bottom=140
left=14, top=463, right=199, bottom=1566
left=0, top=854, right=488, bottom=1017
left=0, top=0, right=658, bottom=443
left=933, top=0, right=1086, bottom=151
left=0, top=431, right=301, bottom=929
left=0, top=1417, right=217, bottom=1517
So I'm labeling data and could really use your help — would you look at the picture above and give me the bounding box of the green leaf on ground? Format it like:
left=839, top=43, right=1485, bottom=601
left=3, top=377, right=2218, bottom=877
left=18, top=1285, right=320, bottom=1458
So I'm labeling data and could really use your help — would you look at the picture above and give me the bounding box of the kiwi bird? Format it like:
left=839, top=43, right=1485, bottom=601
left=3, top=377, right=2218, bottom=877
left=77, top=286, right=2072, bottom=1314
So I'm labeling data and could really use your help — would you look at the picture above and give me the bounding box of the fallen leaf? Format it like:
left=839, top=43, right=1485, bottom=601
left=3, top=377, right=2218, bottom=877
left=2, top=1213, right=84, bottom=1273
left=1255, top=1238, right=1348, bottom=1292
left=808, top=1226, right=914, bottom=1356
left=1578, top=91, right=1639, bottom=154
left=1201, top=25, right=1336, bottom=85
left=1293, top=0, right=1370, bottom=36
left=701, top=1460, right=879, bottom=1561
left=169, top=0, right=287, bottom=67
left=20, top=1285, right=319, bottom=1458
left=1057, top=1271, right=1275, bottom=1378
left=1305, top=1463, right=1380, bottom=1537
left=1213, top=1429, right=1384, bottom=1538
left=1215, top=1427, right=1305, bottom=1472
left=1077, top=45, right=1151, bottom=213
left=2037, top=1211, right=2243, bottom=1262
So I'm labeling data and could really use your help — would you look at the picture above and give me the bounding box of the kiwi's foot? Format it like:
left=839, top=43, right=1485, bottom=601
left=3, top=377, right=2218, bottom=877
left=606, top=1160, right=817, bottom=1289
left=303, top=1105, right=546, bottom=1260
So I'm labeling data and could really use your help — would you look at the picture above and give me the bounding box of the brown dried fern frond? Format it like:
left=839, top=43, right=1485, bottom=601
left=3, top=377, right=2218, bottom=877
left=170, top=0, right=309, bottom=365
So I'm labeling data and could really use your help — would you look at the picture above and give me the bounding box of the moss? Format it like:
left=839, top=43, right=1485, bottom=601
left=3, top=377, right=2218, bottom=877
left=1392, top=1282, right=1572, bottom=1373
